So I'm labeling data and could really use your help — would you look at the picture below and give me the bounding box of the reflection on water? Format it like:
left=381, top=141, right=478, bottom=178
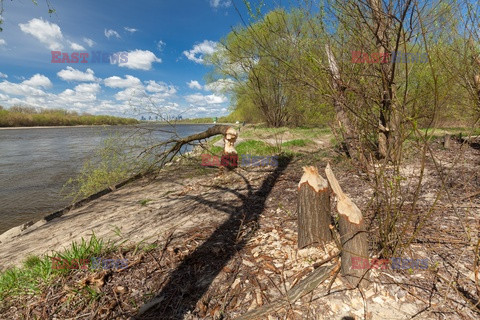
left=0, top=124, right=213, bottom=234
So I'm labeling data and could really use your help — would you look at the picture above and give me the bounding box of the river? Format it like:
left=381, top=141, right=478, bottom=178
left=0, top=124, right=213, bottom=235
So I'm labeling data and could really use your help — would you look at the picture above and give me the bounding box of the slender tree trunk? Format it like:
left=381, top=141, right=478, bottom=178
left=368, top=0, right=402, bottom=163
left=325, top=164, right=369, bottom=288
left=325, top=44, right=360, bottom=161
left=297, top=166, right=332, bottom=248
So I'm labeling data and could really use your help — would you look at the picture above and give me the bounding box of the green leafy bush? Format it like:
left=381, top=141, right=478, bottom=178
left=64, top=137, right=148, bottom=201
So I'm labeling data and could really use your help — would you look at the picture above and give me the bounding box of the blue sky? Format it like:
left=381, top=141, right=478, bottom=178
left=0, top=0, right=255, bottom=119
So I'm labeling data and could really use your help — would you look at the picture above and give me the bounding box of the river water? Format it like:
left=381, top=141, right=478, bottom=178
left=0, top=124, right=213, bottom=235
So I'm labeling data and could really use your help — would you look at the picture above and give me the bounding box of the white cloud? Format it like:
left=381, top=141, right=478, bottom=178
left=104, top=75, right=142, bottom=88
left=117, top=50, right=161, bottom=70
left=183, top=104, right=228, bottom=118
left=205, top=78, right=235, bottom=93
left=114, top=86, right=147, bottom=102
left=0, top=74, right=51, bottom=96
left=57, top=83, right=101, bottom=104
left=187, top=80, right=203, bottom=90
left=57, top=67, right=96, bottom=82
left=185, top=93, right=227, bottom=105
left=210, top=0, right=232, bottom=8
left=112, top=80, right=176, bottom=106
left=124, top=27, right=138, bottom=33
left=0, top=72, right=7, bottom=79
left=186, top=79, right=234, bottom=93
left=0, top=39, right=6, bottom=46
left=0, top=81, right=45, bottom=96
left=160, top=102, right=180, bottom=111
left=22, top=74, right=52, bottom=88
left=145, top=80, right=177, bottom=97
left=19, top=18, right=64, bottom=50
left=183, top=40, right=218, bottom=64
left=156, top=40, right=166, bottom=52
left=104, top=29, right=121, bottom=39
left=69, top=41, right=86, bottom=51
left=73, top=83, right=100, bottom=95
left=83, top=37, right=95, bottom=47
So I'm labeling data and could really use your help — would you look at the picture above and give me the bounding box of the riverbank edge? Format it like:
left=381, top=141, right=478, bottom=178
left=0, top=171, right=146, bottom=243
left=0, top=123, right=228, bottom=129
left=0, top=125, right=121, bottom=130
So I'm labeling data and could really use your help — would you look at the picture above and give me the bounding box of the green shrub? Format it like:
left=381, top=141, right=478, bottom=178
left=64, top=137, right=148, bottom=201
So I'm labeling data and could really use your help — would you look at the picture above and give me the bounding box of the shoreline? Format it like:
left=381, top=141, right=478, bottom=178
left=0, top=171, right=145, bottom=242
left=0, top=125, right=115, bottom=130
left=0, top=123, right=226, bottom=130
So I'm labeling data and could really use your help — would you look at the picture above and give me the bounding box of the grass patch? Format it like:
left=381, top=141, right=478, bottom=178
left=281, top=139, right=313, bottom=147
left=289, top=127, right=332, bottom=139
left=410, top=127, right=480, bottom=140
left=204, top=140, right=280, bottom=156
left=239, top=125, right=331, bottom=140
left=208, top=135, right=223, bottom=145
left=0, top=233, right=111, bottom=301
left=236, top=140, right=278, bottom=155
left=208, top=146, right=223, bottom=155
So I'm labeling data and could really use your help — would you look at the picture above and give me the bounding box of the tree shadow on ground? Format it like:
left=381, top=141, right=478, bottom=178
left=135, top=156, right=292, bottom=319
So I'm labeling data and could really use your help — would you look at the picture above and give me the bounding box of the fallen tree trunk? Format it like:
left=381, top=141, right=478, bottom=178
left=142, top=125, right=238, bottom=170
left=325, top=163, right=369, bottom=289
left=297, top=166, right=332, bottom=248
left=235, top=262, right=340, bottom=320
left=168, top=125, right=236, bottom=155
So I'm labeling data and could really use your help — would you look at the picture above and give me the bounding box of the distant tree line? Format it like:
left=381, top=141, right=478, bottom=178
left=0, top=105, right=138, bottom=127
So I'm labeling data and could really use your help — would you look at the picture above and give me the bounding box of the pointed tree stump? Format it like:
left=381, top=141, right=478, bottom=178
left=221, top=127, right=238, bottom=169
left=297, top=166, right=332, bottom=249
left=325, top=163, right=369, bottom=288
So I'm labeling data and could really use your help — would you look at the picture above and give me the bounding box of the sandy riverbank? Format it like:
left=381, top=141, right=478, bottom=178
left=0, top=163, right=231, bottom=271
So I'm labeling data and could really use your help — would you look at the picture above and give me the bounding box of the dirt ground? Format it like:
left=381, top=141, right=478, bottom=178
left=1, top=136, right=480, bottom=319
